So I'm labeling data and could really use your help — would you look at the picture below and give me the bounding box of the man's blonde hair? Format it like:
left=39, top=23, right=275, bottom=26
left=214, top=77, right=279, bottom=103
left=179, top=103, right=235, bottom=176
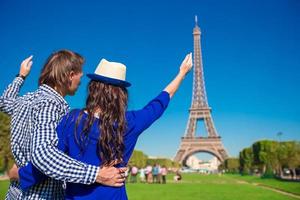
left=38, top=49, right=84, bottom=89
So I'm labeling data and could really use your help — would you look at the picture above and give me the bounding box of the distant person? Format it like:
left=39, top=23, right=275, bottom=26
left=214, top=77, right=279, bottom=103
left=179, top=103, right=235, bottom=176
left=18, top=53, right=192, bottom=199
left=152, top=164, right=159, bottom=183
left=147, top=171, right=153, bottom=184
left=145, top=164, right=152, bottom=183
left=174, top=171, right=182, bottom=182
left=157, top=164, right=162, bottom=183
left=139, top=168, right=146, bottom=183
left=130, top=166, right=138, bottom=183
left=161, top=165, right=168, bottom=184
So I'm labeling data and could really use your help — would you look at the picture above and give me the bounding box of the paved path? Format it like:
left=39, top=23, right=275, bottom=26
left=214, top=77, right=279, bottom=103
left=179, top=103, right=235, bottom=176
left=0, top=175, right=9, bottom=181
left=237, top=180, right=300, bottom=200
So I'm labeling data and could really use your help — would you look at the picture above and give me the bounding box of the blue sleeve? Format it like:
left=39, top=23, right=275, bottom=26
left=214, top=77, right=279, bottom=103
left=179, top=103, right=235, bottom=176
left=56, top=112, right=72, bottom=153
left=127, top=91, right=170, bottom=135
left=122, top=91, right=170, bottom=164
left=19, top=113, right=70, bottom=191
left=19, top=162, right=46, bottom=191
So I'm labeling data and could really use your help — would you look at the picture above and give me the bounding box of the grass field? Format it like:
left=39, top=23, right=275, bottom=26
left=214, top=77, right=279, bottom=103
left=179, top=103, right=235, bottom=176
left=127, top=174, right=299, bottom=200
left=229, top=174, right=300, bottom=196
left=1, top=174, right=299, bottom=200
left=0, top=180, right=9, bottom=200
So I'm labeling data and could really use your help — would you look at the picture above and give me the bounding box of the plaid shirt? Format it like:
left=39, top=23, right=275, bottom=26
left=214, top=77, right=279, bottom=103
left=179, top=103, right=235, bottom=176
left=0, top=77, right=98, bottom=200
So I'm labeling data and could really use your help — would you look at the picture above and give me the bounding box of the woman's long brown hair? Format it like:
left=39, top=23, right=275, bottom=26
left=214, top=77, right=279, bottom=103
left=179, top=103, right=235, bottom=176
left=75, top=81, right=128, bottom=166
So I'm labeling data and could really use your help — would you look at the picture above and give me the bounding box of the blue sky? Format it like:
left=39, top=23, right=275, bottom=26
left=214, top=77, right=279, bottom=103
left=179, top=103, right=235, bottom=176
left=0, top=0, right=299, bottom=160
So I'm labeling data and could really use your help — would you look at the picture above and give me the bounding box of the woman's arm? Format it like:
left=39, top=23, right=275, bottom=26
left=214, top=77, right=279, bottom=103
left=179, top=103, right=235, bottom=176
left=125, top=53, right=193, bottom=138
left=164, top=53, right=193, bottom=98
left=123, top=53, right=193, bottom=164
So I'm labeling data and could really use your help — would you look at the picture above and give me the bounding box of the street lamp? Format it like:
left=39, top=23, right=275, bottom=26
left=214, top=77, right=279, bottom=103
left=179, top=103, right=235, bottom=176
left=277, top=132, right=283, bottom=143
left=276, top=131, right=283, bottom=178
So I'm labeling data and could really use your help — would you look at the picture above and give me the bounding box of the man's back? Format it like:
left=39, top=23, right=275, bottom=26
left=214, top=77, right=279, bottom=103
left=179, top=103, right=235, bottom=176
left=8, top=83, right=69, bottom=199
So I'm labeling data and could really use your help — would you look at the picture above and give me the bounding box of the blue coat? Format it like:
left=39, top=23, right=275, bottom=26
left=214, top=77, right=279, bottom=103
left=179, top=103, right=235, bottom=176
left=19, top=91, right=170, bottom=199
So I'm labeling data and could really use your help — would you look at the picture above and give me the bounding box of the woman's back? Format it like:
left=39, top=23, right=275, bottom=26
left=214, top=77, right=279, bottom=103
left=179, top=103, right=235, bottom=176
left=56, top=91, right=170, bottom=199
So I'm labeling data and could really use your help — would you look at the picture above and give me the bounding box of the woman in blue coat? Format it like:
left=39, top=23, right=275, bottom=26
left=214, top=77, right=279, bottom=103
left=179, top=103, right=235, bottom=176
left=20, top=53, right=193, bottom=199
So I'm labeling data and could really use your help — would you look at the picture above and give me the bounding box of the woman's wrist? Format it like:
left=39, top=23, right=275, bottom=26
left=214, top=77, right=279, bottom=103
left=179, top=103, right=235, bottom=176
left=178, top=71, right=186, bottom=79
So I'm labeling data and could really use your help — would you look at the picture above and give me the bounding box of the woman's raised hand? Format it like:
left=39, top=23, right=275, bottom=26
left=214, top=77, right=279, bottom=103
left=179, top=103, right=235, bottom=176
left=179, top=53, right=193, bottom=76
left=163, top=53, right=193, bottom=98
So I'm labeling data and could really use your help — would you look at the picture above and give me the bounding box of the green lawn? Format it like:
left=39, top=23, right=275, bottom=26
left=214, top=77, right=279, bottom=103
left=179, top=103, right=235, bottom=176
left=1, top=174, right=299, bottom=200
left=0, top=180, right=9, bottom=199
left=228, top=174, right=300, bottom=195
left=126, top=174, right=299, bottom=200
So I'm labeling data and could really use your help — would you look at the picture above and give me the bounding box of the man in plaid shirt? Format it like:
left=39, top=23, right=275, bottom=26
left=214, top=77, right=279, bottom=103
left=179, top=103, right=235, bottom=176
left=0, top=50, right=126, bottom=199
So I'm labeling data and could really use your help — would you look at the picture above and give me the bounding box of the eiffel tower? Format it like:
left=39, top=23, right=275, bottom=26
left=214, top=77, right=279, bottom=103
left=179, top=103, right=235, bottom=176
left=174, top=16, right=228, bottom=165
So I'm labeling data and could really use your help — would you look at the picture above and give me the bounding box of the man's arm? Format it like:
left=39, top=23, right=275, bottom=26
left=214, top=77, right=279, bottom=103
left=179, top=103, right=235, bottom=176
left=21, top=100, right=125, bottom=189
left=8, top=164, right=19, bottom=181
left=0, top=56, right=32, bottom=115
left=30, top=100, right=98, bottom=184
left=19, top=161, right=127, bottom=191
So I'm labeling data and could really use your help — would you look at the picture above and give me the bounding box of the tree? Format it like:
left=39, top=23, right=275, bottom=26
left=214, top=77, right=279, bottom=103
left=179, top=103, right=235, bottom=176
left=146, top=158, right=180, bottom=168
left=239, top=147, right=253, bottom=175
left=224, top=158, right=240, bottom=173
left=0, top=112, right=14, bottom=173
left=279, top=141, right=300, bottom=179
left=128, top=150, right=148, bottom=168
left=252, top=140, right=279, bottom=178
left=128, top=150, right=180, bottom=169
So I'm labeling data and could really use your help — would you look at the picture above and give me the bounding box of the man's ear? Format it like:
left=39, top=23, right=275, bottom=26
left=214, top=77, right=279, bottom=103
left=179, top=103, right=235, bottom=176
left=69, top=71, right=75, bottom=81
left=67, top=71, right=76, bottom=87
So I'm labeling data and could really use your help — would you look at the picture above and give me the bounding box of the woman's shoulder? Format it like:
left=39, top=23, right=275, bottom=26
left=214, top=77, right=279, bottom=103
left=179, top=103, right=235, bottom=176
left=68, top=108, right=82, bottom=116
left=57, top=109, right=85, bottom=138
left=59, top=109, right=83, bottom=126
left=65, top=108, right=82, bottom=119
